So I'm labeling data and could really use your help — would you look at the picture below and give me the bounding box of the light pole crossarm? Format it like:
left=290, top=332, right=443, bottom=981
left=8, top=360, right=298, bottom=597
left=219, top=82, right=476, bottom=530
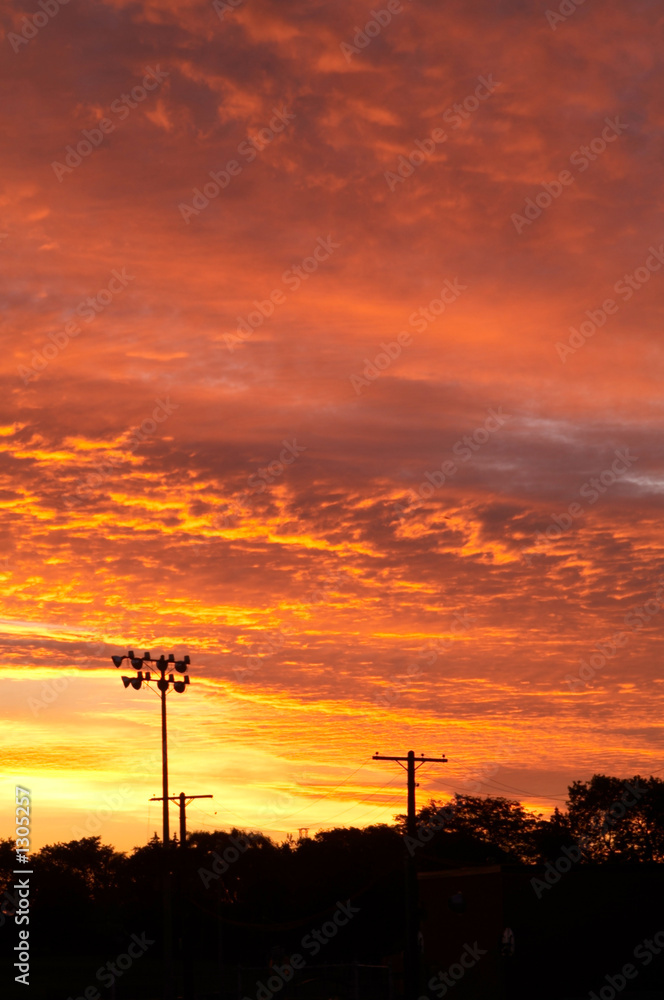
left=372, top=755, right=448, bottom=762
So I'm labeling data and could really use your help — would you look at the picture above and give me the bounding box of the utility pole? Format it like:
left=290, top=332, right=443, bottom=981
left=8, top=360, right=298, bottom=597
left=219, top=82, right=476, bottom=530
left=150, top=793, right=212, bottom=1000
left=373, top=750, right=448, bottom=1000
left=150, top=792, right=213, bottom=850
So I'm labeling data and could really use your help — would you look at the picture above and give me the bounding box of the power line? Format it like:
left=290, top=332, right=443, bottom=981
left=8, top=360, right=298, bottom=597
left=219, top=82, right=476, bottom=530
left=249, top=756, right=376, bottom=824
left=427, top=774, right=569, bottom=804
left=305, top=772, right=406, bottom=827
left=182, top=769, right=403, bottom=835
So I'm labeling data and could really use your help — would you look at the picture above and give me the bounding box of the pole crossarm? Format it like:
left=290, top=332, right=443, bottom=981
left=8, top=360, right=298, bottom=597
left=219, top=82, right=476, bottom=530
left=150, top=793, right=214, bottom=850
left=373, top=754, right=447, bottom=767
left=150, top=795, right=213, bottom=804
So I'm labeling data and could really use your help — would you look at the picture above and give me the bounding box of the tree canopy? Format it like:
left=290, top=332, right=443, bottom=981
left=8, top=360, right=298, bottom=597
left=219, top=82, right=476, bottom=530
left=3, top=773, right=664, bottom=971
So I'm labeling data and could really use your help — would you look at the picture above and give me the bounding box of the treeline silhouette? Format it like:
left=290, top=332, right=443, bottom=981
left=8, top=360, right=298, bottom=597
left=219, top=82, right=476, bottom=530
left=2, top=774, right=663, bottom=992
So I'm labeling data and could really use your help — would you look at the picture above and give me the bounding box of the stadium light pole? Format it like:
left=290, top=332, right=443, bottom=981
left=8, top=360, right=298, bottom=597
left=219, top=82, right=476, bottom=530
left=111, top=649, right=191, bottom=1000
left=111, top=650, right=190, bottom=845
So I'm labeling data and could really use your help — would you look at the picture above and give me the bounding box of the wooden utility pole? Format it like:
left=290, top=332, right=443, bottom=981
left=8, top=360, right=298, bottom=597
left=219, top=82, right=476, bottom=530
left=150, top=792, right=214, bottom=849
left=373, top=751, right=447, bottom=1000
left=150, top=792, right=213, bottom=1000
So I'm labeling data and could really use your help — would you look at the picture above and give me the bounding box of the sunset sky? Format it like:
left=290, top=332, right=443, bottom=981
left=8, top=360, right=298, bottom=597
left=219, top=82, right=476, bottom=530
left=2, top=0, right=664, bottom=853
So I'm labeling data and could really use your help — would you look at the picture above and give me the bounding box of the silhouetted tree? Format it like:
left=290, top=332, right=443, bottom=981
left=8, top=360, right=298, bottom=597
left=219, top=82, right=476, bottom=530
left=9, top=772, right=664, bottom=984
left=28, top=836, right=127, bottom=950
left=565, top=774, right=664, bottom=862
left=400, top=794, right=543, bottom=865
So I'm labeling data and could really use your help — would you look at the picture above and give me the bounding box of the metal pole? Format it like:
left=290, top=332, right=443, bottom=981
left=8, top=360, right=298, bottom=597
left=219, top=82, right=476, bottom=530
left=161, top=669, right=169, bottom=843
left=160, top=668, right=174, bottom=1000
left=112, top=652, right=193, bottom=1000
